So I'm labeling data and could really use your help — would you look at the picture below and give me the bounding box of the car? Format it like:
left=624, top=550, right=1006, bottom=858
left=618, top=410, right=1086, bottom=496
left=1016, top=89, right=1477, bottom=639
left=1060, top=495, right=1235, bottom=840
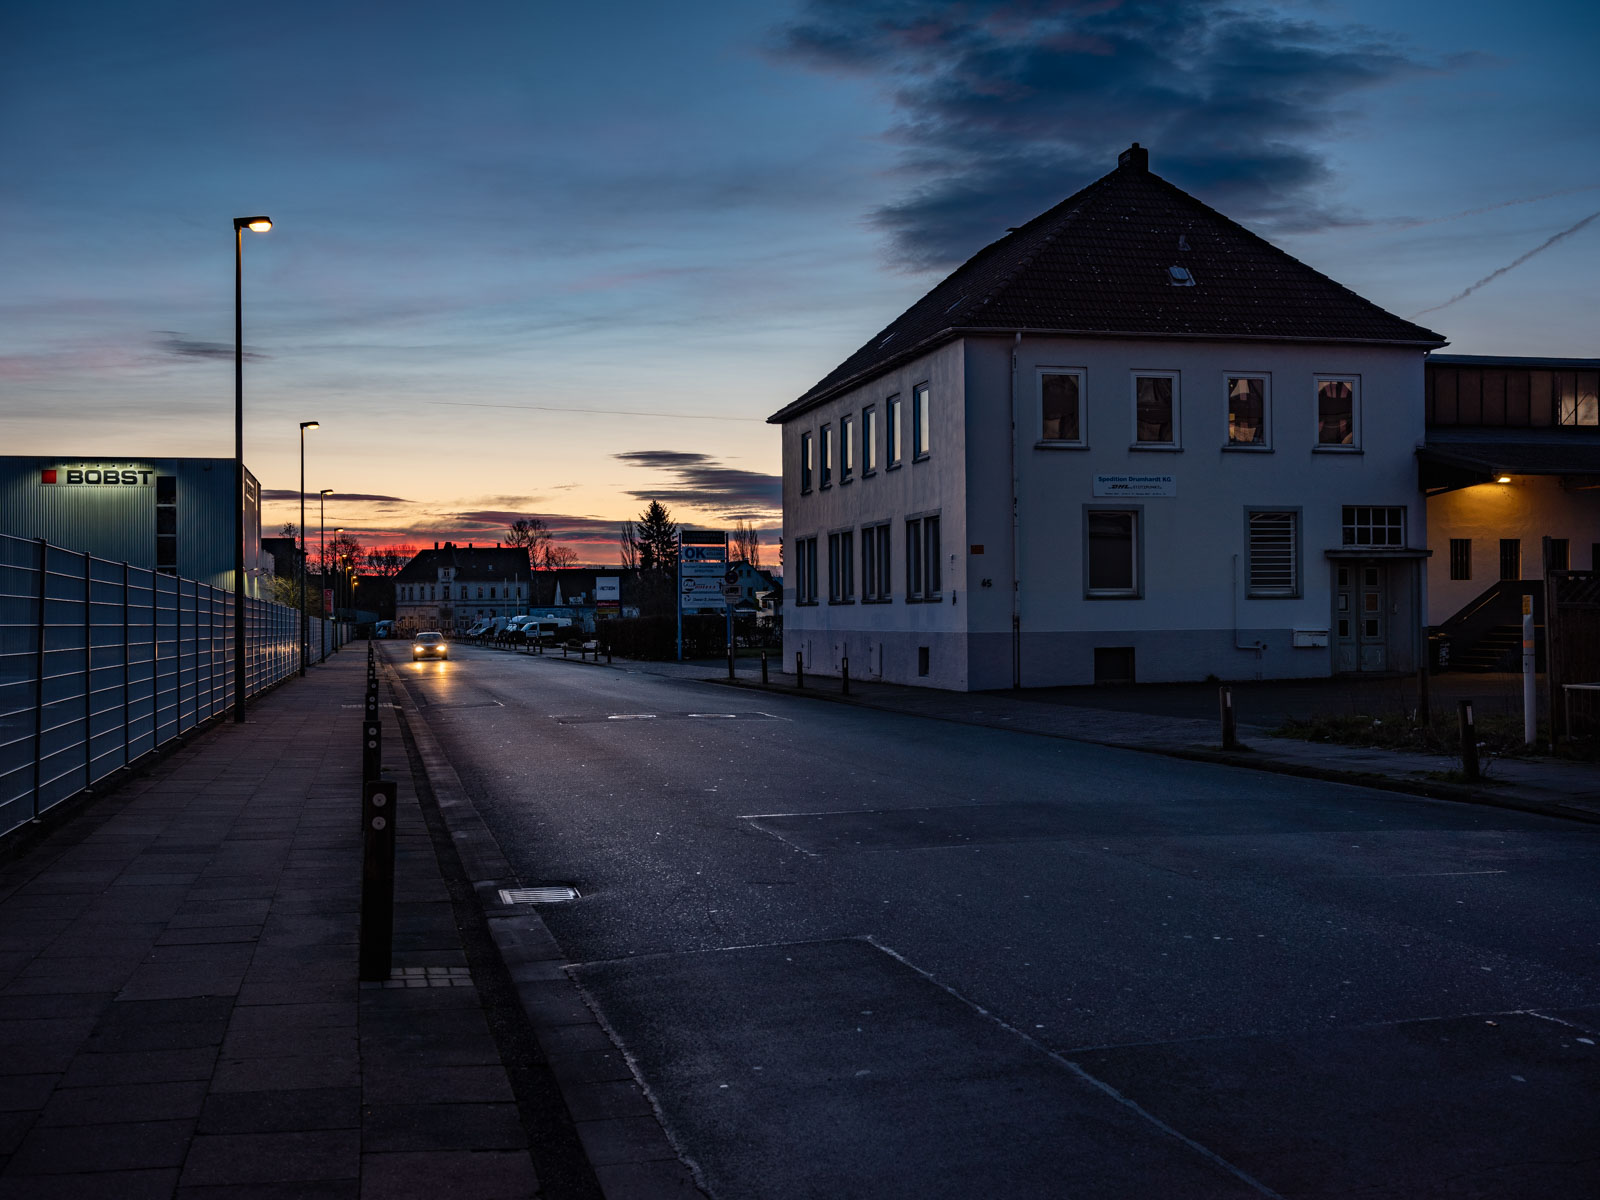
left=411, top=631, right=449, bottom=660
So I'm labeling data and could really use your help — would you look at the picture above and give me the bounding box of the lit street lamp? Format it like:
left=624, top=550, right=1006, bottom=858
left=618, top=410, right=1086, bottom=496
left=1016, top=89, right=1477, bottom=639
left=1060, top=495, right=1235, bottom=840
left=299, top=420, right=319, bottom=676
left=233, top=215, right=271, bottom=723
left=319, top=488, right=333, bottom=661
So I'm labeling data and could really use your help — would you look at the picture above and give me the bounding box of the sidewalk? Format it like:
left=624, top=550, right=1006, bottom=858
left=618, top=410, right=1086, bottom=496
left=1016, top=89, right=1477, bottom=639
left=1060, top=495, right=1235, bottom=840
left=0, top=649, right=548, bottom=1197
left=589, top=652, right=1600, bottom=825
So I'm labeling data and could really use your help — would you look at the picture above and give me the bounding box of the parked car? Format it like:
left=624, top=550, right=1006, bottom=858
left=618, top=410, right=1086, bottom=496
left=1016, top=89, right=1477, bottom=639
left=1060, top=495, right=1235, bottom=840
left=411, top=631, right=448, bottom=661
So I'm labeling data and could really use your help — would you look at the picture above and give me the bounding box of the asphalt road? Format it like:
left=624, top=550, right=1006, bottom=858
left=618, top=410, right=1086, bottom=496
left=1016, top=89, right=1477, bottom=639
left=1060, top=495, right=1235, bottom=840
left=392, top=642, right=1600, bottom=1199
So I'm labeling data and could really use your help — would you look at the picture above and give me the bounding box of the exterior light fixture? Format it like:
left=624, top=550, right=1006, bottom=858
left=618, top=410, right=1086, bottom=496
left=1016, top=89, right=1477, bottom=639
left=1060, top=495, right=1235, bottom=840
left=1497, top=475, right=1511, bottom=484
left=233, top=213, right=272, bottom=723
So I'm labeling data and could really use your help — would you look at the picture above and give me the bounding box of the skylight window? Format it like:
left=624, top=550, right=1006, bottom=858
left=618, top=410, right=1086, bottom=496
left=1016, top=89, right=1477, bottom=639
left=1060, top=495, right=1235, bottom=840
left=878, top=332, right=897, bottom=348
left=1168, top=265, right=1195, bottom=287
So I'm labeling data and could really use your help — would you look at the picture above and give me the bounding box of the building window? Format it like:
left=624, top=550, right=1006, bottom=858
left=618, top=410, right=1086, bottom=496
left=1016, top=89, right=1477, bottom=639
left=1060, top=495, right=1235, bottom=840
left=477, top=587, right=484, bottom=599
left=1317, top=377, right=1359, bottom=446
left=1500, top=539, right=1521, bottom=581
left=1040, top=369, right=1084, bottom=444
left=1247, top=511, right=1298, bottom=597
left=841, top=415, right=855, bottom=482
left=887, top=395, right=903, bottom=467
left=1132, top=373, right=1178, bottom=446
left=1449, top=539, right=1472, bottom=581
left=912, top=383, right=931, bottom=460
left=1341, top=506, right=1404, bottom=547
left=828, top=531, right=855, bottom=601
left=862, top=523, right=892, bottom=601
left=155, top=475, right=178, bottom=576
left=794, top=537, right=818, bottom=603
left=1547, top=538, right=1570, bottom=572
left=1227, top=376, right=1268, bottom=447
left=1556, top=371, right=1599, bottom=426
left=1086, top=510, right=1139, bottom=597
left=800, top=432, right=813, bottom=493
left=906, top=514, right=941, bottom=599
left=820, top=425, right=833, bottom=487
left=862, top=407, right=878, bottom=475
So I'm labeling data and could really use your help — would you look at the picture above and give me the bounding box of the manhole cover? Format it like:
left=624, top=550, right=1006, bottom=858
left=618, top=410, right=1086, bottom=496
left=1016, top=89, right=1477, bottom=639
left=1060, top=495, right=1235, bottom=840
left=499, top=886, right=580, bottom=905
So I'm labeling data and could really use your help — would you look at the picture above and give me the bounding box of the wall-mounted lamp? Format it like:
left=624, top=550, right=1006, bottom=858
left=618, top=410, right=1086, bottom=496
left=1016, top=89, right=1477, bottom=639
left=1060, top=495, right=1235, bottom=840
left=1496, top=475, right=1512, bottom=484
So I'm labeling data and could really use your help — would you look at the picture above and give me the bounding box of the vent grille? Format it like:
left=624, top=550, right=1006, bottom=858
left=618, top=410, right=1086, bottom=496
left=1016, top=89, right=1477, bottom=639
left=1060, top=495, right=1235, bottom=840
left=499, top=886, right=580, bottom=905
left=1248, top=512, right=1297, bottom=596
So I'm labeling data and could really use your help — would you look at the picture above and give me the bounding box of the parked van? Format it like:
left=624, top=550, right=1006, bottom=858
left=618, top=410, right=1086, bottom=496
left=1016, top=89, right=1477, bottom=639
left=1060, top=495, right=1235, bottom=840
left=374, top=620, right=394, bottom=639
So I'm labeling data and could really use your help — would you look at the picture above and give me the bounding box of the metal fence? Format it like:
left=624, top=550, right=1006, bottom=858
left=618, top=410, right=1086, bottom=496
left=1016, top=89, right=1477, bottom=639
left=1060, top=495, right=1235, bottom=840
left=0, top=533, right=350, bottom=838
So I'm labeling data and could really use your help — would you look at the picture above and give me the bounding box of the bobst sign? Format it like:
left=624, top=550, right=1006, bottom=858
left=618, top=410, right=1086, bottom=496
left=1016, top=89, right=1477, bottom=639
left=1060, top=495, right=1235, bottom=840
left=41, top=466, right=155, bottom=486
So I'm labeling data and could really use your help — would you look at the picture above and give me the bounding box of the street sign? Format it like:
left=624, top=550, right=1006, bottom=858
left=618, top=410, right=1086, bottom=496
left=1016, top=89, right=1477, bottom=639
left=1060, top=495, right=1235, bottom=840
left=725, top=567, right=740, bottom=584
left=723, top=584, right=741, bottom=599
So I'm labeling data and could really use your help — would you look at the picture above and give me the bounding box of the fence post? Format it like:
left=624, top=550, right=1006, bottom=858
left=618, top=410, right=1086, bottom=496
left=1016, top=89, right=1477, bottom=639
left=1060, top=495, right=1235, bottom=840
left=761, top=650, right=768, bottom=686
left=123, top=563, right=131, bottom=765
left=83, top=552, right=91, bottom=781
left=795, top=650, right=804, bottom=689
left=359, top=777, right=398, bottom=981
left=1219, top=685, right=1238, bottom=750
left=32, top=539, right=47, bottom=819
left=1458, top=700, right=1480, bottom=781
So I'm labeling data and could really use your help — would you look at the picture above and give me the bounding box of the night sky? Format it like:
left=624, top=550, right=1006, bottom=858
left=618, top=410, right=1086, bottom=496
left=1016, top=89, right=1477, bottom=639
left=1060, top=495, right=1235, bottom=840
left=4, top=0, right=1595, bottom=562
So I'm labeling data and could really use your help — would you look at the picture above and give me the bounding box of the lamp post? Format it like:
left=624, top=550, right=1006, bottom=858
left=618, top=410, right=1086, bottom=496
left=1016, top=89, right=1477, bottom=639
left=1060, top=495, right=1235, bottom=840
left=233, top=215, right=272, bottom=724
left=319, top=489, right=333, bottom=661
left=298, top=420, right=319, bottom=676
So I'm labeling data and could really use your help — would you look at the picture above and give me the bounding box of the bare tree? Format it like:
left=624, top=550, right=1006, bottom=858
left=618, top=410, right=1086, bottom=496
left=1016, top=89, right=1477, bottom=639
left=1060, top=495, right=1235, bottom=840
left=363, top=543, right=415, bottom=577
left=506, top=517, right=554, bottom=568
left=732, top=519, right=762, bottom=568
left=617, top=521, right=638, bottom=570
left=541, top=543, right=578, bottom=571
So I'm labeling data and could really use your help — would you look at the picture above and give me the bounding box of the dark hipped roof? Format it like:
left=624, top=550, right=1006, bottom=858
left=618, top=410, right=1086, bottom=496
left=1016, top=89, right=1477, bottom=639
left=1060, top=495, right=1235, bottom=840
left=770, top=145, right=1445, bottom=424
left=395, top=543, right=532, bottom=583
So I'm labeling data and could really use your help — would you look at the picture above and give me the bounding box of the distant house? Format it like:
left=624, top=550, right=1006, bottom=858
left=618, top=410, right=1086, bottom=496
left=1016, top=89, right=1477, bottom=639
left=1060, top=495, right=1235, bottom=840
left=771, top=144, right=1446, bottom=690
left=394, top=542, right=533, bottom=634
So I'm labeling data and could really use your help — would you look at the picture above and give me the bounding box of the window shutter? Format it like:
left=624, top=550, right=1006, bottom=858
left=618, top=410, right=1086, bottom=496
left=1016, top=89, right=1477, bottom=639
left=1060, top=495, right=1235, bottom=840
left=1249, top=512, right=1296, bottom=596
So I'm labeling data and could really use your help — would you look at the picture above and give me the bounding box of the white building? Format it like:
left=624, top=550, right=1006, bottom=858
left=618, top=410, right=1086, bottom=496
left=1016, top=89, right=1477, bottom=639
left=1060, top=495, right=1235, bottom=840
left=394, top=542, right=533, bottom=634
left=771, top=145, right=1447, bottom=690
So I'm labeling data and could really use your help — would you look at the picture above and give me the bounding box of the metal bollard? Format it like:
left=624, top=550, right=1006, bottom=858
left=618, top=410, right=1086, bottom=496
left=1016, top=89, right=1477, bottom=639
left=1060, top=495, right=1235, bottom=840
left=358, top=778, right=397, bottom=981
left=841, top=655, right=850, bottom=696
left=795, top=651, right=804, bottom=689
left=362, top=721, right=382, bottom=784
left=1459, top=700, right=1480, bottom=781
left=1219, top=686, right=1237, bottom=750
left=761, top=650, right=768, bottom=685
left=364, top=689, right=379, bottom=721
left=607, top=643, right=612, bottom=664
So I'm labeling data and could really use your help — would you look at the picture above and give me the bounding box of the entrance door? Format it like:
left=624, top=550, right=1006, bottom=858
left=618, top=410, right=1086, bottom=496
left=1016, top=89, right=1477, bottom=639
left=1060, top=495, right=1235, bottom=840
left=1335, top=561, right=1388, bottom=673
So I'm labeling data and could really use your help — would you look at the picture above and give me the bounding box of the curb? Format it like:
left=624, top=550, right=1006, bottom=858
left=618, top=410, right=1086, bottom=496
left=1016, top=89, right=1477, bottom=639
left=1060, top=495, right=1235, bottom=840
left=701, top=676, right=1600, bottom=829
left=381, top=655, right=706, bottom=1200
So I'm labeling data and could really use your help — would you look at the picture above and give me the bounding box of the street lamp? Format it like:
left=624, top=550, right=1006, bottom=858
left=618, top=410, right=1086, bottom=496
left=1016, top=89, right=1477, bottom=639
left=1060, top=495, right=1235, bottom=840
left=319, top=488, right=333, bottom=660
left=233, top=215, right=271, bottom=723
left=299, top=420, right=319, bottom=676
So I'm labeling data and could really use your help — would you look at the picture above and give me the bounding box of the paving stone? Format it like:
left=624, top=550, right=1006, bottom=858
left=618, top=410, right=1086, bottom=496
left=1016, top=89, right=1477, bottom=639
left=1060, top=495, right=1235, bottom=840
left=0, top=1167, right=180, bottom=1198
left=211, top=1054, right=360, bottom=1093
left=100, top=996, right=235, bottom=1026
left=546, top=1050, right=635, bottom=1086
left=360, top=1102, right=527, bottom=1152
left=39, top=1080, right=209, bottom=1126
left=198, top=1087, right=361, bottom=1134
left=6, top=1118, right=193, bottom=1173
left=224, top=1002, right=355, bottom=1032
left=358, top=1150, right=538, bottom=1199
left=593, top=1158, right=705, bottom=1199
left=0, top=1110, right=35, bottom=1155
left=561, top=1080, right=656, bottom=1123
left=0, top=1017, right=98, bottom=1047
left=115, top=964, right=246, bottom=1003
left=358, top=1064, right=515, bottom=1104
left=175, top=1181, right=359, bottom=1199
left=0, top=1074, right=59, bottom=1113
left=59, top=1046, right=218, bottom=1088
left=84, top=1018, right=227, bottom=1053
left=574, top=1115, right=680, bottom=1168
left=178, top=1129, right=360, bottom=1186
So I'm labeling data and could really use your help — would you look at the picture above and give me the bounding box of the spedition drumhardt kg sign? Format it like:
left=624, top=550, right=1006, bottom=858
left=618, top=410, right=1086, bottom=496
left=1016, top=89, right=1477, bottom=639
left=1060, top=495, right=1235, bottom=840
left=41, top=466, right=155, bottom=486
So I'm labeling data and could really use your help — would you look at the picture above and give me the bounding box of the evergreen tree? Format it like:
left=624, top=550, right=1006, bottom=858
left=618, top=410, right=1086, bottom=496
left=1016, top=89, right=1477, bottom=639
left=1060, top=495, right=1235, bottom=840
left=633, top=501, right=678, bottom=575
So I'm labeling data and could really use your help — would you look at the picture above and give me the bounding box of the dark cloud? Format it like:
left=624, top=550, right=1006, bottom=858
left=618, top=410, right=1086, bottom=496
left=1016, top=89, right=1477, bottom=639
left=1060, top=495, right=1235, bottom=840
left=613, top=451, right=781, bottom=518
left=260, top=489, right=410, bottom=503
left=155, top=331, right=267, bottom=361
left=770, top=1, right=1477, bottom=267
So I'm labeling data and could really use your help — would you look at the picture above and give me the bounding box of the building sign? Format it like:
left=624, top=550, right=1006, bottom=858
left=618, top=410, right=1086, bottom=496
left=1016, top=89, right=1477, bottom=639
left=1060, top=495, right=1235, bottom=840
left=679, top=530, right=727, bottom=613
left=1093, top=474, right=1175, bottom=497
left=595, top=575, right=620, bottom=617
left=41, top=465, right=155, bottom=486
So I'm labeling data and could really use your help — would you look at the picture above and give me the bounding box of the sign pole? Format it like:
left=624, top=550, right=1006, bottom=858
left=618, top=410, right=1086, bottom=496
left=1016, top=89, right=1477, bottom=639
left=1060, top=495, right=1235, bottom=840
left=676, top=530, right=683, bottom=662
left=1522, top=592, right=1537, bottom=746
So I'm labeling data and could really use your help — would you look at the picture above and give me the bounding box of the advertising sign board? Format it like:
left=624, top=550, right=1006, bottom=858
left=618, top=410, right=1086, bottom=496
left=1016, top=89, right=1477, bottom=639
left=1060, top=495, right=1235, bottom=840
left=678, top=530, right=727, bottom=612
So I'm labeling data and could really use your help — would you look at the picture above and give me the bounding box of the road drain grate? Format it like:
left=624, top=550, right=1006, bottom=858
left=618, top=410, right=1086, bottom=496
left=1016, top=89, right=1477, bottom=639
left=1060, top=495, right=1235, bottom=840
left=499, top=886, right=580, bottom=905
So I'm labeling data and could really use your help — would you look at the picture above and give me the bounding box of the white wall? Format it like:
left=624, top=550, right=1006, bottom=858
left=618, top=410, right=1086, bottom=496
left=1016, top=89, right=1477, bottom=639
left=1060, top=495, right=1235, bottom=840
left=1427, top=475, right=1600, bottom=623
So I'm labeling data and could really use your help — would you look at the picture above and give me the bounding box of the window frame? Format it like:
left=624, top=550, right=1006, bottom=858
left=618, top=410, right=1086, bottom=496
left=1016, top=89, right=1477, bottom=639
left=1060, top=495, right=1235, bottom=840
left=1340, top=505, right=1406, bottom=548
left=1224, top=372, right=1272, bottom=450
left=820, top=424, right=834, bottom=488
left=1245, top=508, right=1300, bottom=598
left=1037, top=367, right=1087, bottom=448
left=911, top=382, right=931, bottom=461
left=1314, top=375, right=1362, bottom=450
left=887, top=395, right=903, bottom=468
left=840, top=414, right=854, bottom=483
left=1130, top=371, right=1181, bottom=450
left=861, top=522, right=892, bottom=602
left=862, top=406, right=878, bottom=476
left=1449, top=538, right=1472, bottom=581
left=827, top=529, right=855, bottom=603
left=800, top=431, right=813, bottom=494
left=1084, top=506, right=1142, bottom=599
left=793, top=536, right=819, bottom=604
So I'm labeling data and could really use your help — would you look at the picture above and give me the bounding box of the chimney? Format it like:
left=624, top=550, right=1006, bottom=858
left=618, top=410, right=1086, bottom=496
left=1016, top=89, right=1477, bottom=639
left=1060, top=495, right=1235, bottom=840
left=434, top=541, right=440, bottom=550
left=1118, top=142, right=1148, bottom=172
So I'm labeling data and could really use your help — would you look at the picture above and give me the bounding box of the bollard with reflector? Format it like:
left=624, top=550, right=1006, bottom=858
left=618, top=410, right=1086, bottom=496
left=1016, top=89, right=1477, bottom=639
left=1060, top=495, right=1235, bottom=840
left=1458, top=700, right=1480, bottom=781
left=362, top=721, right=382, bottom=784
left=1219, top=686, right=1238, bottom=750
left=841, top=655, right=850, bottom=696
left=359, top=778, right=397, bottom=981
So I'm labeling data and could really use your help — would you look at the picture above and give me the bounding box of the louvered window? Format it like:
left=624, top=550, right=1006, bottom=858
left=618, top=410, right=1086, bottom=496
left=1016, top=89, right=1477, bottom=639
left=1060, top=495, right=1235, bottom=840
left=1248, top=511, right=1298, bottom=597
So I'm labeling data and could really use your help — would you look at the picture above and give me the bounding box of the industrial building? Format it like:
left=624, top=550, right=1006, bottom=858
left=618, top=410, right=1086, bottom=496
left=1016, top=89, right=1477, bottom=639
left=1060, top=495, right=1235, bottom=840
left=0, top=456, right=266, bottom=596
